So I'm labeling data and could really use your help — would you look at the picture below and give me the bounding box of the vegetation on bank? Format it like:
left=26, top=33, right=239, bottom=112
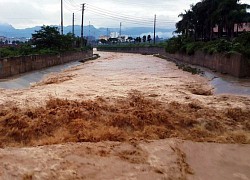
left=165, top=32, right=250, bottom=58
left=176, top=0, right=249, bottom=40
left=166, top=0, right=250, bottom=58
left=0, top=26, right=91, bottom=59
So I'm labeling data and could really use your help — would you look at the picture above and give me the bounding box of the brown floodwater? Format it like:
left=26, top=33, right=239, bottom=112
left=0, top=53, right=250, bottom=96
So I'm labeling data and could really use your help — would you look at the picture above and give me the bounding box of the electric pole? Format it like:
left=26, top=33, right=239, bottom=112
left=72, top=13, right=75, bottom=36
left=61, top=0, right=63, bottom=35
left=154, top=14, right=156, bottom=44
left=89, top=21, right=90, bottom=37
left=120, top=22, right=122, bottom=37
left=81, top=3, right=85, bottom=48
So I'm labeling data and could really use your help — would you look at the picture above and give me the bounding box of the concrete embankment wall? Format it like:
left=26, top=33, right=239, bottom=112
left=0, top=50, right=93, bottom=78
left=97, top=47, right=250, bottom=78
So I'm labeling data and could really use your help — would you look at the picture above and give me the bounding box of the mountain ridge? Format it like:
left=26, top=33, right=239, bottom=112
left=0, top=23, right=174, bottom=39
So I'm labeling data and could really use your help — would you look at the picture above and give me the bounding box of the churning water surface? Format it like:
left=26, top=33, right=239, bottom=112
left=0, top=61, right=81, bottom=89
left=0, top=59, right=250, bottom=96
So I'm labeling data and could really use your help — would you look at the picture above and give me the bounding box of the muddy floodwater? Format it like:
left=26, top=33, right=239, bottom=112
left=0, top=61, right=81, bottom=89
left=0, top=52, right=250, bottom=96
left=0, top=51, right=250, bottom=180
left=202, top=68, right=250, bottom=95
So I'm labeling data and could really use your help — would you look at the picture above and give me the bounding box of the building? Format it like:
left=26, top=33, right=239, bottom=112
left=213, top=23, right=250, bottom=34
left=110, top=32, right=119, bottom=38
left=99, top=35, right=109, bottom=41
left=0, top=36, right=7, bottom=43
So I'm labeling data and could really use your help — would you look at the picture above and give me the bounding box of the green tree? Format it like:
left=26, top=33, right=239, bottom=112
left=32, top=25, right=61, bottom=50
left=147, top=35, right=152, bottom=43
left=135, top=37, right=141, bottom=43
left=175, top=0, right=249, bottom=40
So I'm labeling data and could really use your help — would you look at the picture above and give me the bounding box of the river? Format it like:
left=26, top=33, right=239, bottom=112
left=0, top=61, right=81, bottom=89
left=0, top=55, right=250, bottom=96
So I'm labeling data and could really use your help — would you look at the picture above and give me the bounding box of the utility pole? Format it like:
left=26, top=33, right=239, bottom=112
left=72, top=13, right=75, bottom=36
left=89, top=21, right=90, bottom=37
left=61, top=0, right=63, bottom=35
left=81, top=3, right=85, bottom=48
left=106, top=28, right=109, bottom=38
left=120, top=22, right=122, bottom=37
left=154, top=14, right=156, bottom=44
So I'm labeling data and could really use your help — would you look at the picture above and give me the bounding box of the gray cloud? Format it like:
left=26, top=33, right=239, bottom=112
left=0, top=0, right=249, bottom=29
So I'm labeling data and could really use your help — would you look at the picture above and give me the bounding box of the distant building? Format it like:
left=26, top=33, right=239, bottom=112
left=110, top=32, right=119, bottom=38
left=99, top=35, right=109, bottom=41
left=0, top=36, right=7, bottom=42
left=213, top=23, right=250, bottom=34
left=0, top=36, right=29, bottom=45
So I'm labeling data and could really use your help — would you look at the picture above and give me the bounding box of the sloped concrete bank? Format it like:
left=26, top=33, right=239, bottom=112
left=97, top=47, right=250, bottom=78
left=0, top=50, right=93, bottom=78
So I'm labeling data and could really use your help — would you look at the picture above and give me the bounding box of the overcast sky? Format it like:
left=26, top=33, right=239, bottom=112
left=0, top=0, right=249, bottom=29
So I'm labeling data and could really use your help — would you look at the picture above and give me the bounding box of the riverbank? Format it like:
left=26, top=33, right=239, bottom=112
left=0, top=50, right=93, bottom=78
left=97, top=46, right=250, bottom=77
left=0, top=51, right=249, bottom=179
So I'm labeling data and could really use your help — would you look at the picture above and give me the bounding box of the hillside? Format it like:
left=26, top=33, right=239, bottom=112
left=0, top=23, right=174, bottom=39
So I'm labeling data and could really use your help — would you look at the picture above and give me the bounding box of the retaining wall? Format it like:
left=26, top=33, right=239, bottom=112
left=0, top=50, right=93, bottom=78
left=97, top=46, right=250, bottom=77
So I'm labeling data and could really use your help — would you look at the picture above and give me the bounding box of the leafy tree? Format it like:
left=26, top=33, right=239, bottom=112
left=135, top=37, right=141, bottom=43
left=32, top=25, right=81, bottom=52
left=32, top=25, right=61, bottom=50
left=127, top=37, right=133, bottom=42
left=142, top=35, right=147, bottom=42
left=147, top=35, right=152, bottom=43
left=108, top=38, right=118, bottom=43
left=175, top=0, right=250, bottom=40
left=100, top=39, right=107, bottom=44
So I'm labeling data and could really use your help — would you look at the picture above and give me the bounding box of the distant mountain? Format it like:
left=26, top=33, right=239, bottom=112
left=0, top=23, right=174, bottom=39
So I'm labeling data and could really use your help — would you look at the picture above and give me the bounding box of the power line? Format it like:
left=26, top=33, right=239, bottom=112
left=85, top=4, right=175, bottom=26
left=86, top=9, right=153, bottom=25
left=86, top=4, right=154, bottom=22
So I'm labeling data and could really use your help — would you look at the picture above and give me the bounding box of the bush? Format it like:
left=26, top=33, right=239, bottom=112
left=216, top=39, right=232, bottom=52
left=0, top=47, right=19, bottom=58
left=164, top=33, right=249, bottom=59
left=165, top=36, right=183, bottom=54
left=233, top=32, right=250, bottom=58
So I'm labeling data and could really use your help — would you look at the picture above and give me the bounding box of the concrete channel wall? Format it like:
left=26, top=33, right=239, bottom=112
left=0, top=50, right=93, bottom=78
left=97, top=47, right=250, bottom=78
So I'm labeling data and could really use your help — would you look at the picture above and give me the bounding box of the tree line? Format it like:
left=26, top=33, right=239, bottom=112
left=176, top=0, right=250, bottom=40
left=0, top=25, right=90, bottom=58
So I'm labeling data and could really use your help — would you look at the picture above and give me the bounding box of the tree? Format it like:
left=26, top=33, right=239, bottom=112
left=100, top=39, right=107, bottom=44
left=135, top=37, right=141, bottom=43
left=147, top=35, right=152, bottom=43
left=175, top=0, right=250, bottom=40
left=127, top=37, right=133, bottom=42
left=142, top=35, right=147, bottom=42
left=32, top=25, right=78, bottom=52
left=32, top=25, right=61, bottom=50
left=108, top=38, right=118, bottom=44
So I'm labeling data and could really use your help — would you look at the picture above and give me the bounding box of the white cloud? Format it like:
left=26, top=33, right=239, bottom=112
left=0, top=0, right=249, bottom=29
